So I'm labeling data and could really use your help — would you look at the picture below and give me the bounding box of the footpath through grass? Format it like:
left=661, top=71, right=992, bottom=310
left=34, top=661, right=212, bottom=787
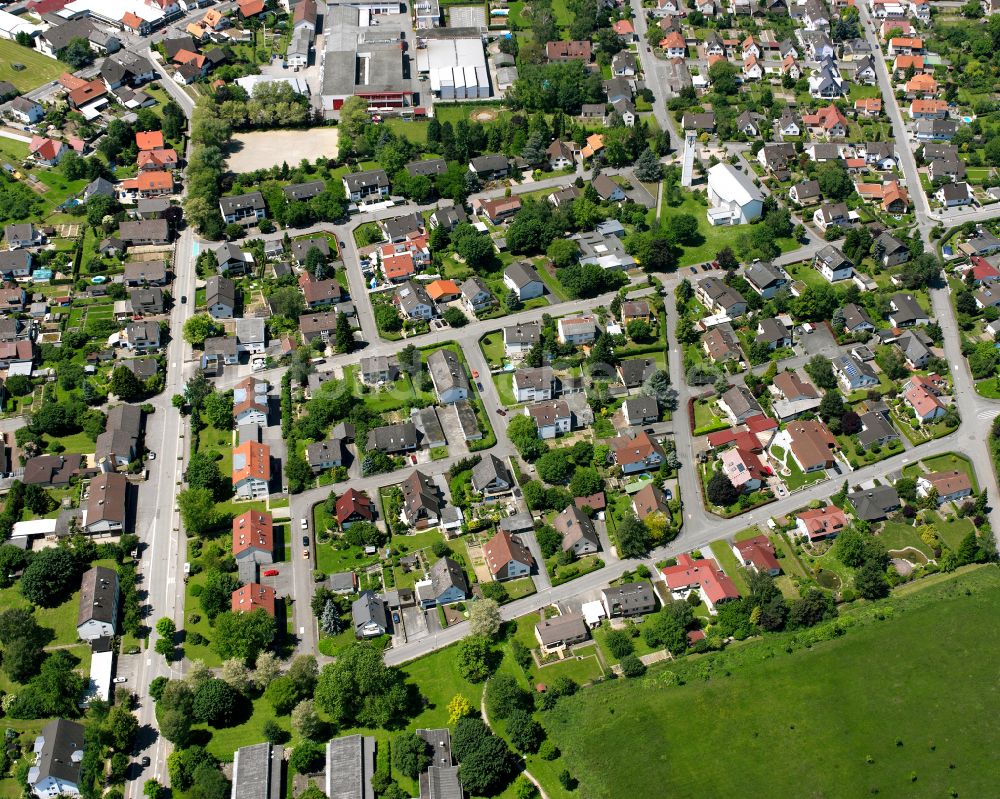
left=541, top=566, right=1000, bottom=799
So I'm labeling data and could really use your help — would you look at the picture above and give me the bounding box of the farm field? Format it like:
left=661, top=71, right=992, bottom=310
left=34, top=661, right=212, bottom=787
left=542, top=567, right=1000, bottom=799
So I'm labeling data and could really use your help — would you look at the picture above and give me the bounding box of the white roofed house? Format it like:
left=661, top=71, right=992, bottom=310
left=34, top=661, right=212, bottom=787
left=706, top=163, right=764, bottom=225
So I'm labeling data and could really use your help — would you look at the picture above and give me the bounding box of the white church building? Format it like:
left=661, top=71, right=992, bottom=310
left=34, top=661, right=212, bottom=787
left=706, top=163, right=764, bottom=226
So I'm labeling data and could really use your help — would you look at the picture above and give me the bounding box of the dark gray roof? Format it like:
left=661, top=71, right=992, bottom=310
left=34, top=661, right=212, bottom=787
left=352, top=591, right=387, bottom=633
left=206, top=275, right=236, bottom=309
left=504, top=261, right=542, bottom=289
left=472, top=453, right=510, bottom=492
left=406, top=158, right=447, bottom=177
left=619, top=357, right=657, bottom=388
left=232, top=742, right=283, bottom=799
left=427, top=349, right=468, bottom=396
left=326, top=735, right=375, bottom=799
left=469, top=154, right=509, bottom=173
left=848, top=485, right=900, bottom=520
left=343, top=170, right=389, bottom=192
left=77, top=566, right=117, bottom=627
left=282, top=180, right=325, bottom=201
left=601, top=582, right=655, bottom=614
left=84, top=177, right=116, bottom=200
left=401, top=469, right=443, bottom=520
left=380, top=211, right=424, bottom=240
left=220, top=192, right=266, bottom=215
left=366, top=422, right=418, bottom=452
left=623, top=395, right=658, bottom=421
left=856, top=411, right=898, bottom=448
left=31, top=719, right=85, bottom=789
left=428, top=556, right=469, bottom=600
left=504, top=320, right=540, bottom=345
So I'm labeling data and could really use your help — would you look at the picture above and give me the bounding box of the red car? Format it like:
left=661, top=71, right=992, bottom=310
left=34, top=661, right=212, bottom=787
left=263, top=569, right=279, bottom=577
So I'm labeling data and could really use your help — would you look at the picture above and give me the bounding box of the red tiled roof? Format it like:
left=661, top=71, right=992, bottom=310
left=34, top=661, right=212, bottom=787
left=662, top=553, right=740, bottom=606
left=136, top=130, right=164, bottom=150
left=733, top=534, right=780, bottom=573
left=232, top=510, right=273, bottom=557
left=137, top=171, right=173, bottom=192
left=796, top=505, right=847, bottom=540
left=483, top=530, right=534, bottom=576
left=232, top=441, right=271, bottom=485
left=745, top=414, right=778, bottom=433
left=336, top=488, right=374, bottom=524
left=231, top=583, right=276, bottom=616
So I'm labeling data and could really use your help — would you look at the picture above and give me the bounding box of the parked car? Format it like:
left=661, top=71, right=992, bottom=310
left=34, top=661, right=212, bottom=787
left=263, top=569, right=279, bottom=577
left=664, top=488, right=673, bottom=500
left=300, top=518, right=308, bottom=530
left=302, top=535, right=309, bottom=547
left=113, top=677, right=127, bottom=683
left=302, top=549, right=309, bottom=559
left=180, top=295, right=187, bottom=304
left=141, top=757, right=151, bottom=768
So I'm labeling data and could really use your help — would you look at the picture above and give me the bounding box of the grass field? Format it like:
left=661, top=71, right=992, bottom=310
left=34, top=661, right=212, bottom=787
left=541, top=566, right=1000, bottom=799
left=709, top=540, right=749, bottom=594
left=923, top=511, right=974, bottom=553
left=661, top=193, right=799, bottom=267
left=0, top=40, right=66, bottom=91
left=879, top=521, right=934, bottom=558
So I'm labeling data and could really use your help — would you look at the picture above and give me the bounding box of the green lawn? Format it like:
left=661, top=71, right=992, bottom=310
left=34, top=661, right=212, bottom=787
left=783, top=456, right=828, bottom=490
left=536, top=262, right=569, bottom=301
left=400, top=642, right=484, bottom=729
left=503, top=576, right=536, bottom=601
left=693, top=399, right=728, bottom=435
left=479, top=332, right=506, bottom=365
left=919, top=453, right=978, bottom=492
left=492, top=373, right=517, bottom=407
left=541, top=567, right=1000, bottom=799
left=661, top=193, right=799, bottom=267
left=923, top=511, right=975, bottom=553
left=382, top=118, right=428, bottom=144
left=0, top=137, right=29, bottom=164
left=0, top=40, right=67, bottom=91
left=709, top=540, right=749, bottom=594
left=878, top=521, right=934, bottom=558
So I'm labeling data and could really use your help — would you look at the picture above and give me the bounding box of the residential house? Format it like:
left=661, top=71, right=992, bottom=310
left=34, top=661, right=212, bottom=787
left=661, top=553, right=740, bottom=613
left=622, top=396, right=659, bottom=426
left=535, top=613, right=589, bottom=652
left=429, top=204, right=467, bottom=231
left=719, top=385, right=763, bottom=424
left=720, top=446, right=768, bottom=492
left=394, top=281, right=434, bottom=321
left=366, top=423, right=418, bottom=454
left=525, top=400, right=572, bottom=439
left=557, top=315, right=600, bottom=345
left=504, top=321, right=541, bottom=356
left=696, top=277, right=747, bottom=317
left=123, top=261, right=168, bottom=287
left=427, top=349, right=469, bottom=404
left=232, top=510, right=274, bottom=565
left=888, top=293, right=928, bottom=327
left=848, top=485, right=901, bottom=521
left=484, top=530, right=533, bottom=580
left=771, top=371, right=821, bottom=421
left=814, top=202, right=850, bottom=232
left=601, top=583, right=656, bottom=618
left=895, top=331, right=931, bottom=369
left=206, top=275, right=236, bottom=319
left=937, top=182, right=974, bottom=209
left=916, top=470, right=972, bottom=504
left=477, top=196, right=521, bottom=224
left=468, top=154, right=510, bottom=180
left=631, top=482, right=670, bottom=521
left=857, top=408, right=899, bottom=449
left=757, top=318, right=792, bottom=350
left=876, top=232, right=910, bottom=267
left=612, top=431, right=664, bottom=474
left=904, top=379, right=946, bottom=423
left=503, top=262, right=544, bottom=301
left=85, top=472, right=128, bottom=534
left=400, top=470, right=444, bottom=528
left=352, top=591, right=388, bottom=638
left=233, top=377, right=269, bottom=427
left=219, top=192, right=266, bottom=225
left=343, top=170, right=390, bottom=202
left=732, top=534, right=781, bottom=575
left=813, top=245, right=854, bottom=282
left=513, top=367, right=555, bottom=403
left=306, top=440, right=344, bottom=473
left=336, top=488, right=374, bottom=527
left=591, top=174, right=626, bottom=203
left=76, top=566, right=118, bottom=641
left=460, top=277, right=494, bottom=314
left=27, top=720, right=86, bottom=799
left=617, top=357, right=657, bottom=389
left=786, top=419, right=838, bottom=472
left=3, top=224, right=43, bottom=249
left=788, top=180, right=822, bottom=206
left=553, top=506, right=600, bottom=555
left=471, top=454, right=512, bottom=496
left=702, top=324, right=743, bottom=363
left=232, top=442, right=270, bottom=499
left=795, top=505, right=848, bottom=541
left=124, top=320, right=161, bottom=352
left=9, top=97, right=44, bottom=125
left=802, top=104, right=848, bottom=138
left=416, top=557, right=469, bottom=607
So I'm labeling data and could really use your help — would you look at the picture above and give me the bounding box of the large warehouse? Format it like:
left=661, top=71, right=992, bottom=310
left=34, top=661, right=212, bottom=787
left=415, top=38, right=490, bottom=100
left=321, top=2, right=415, bottom=112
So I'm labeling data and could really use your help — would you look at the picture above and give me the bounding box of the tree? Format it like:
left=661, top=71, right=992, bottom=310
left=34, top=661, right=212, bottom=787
left=106, top=704, right=139, bottom=750
left=835, top=528, right=867, bottom=568
left=665, top=213, right=700, bottom=246
left=546, top=238, right=580, bottom=269
left=487, top=673, right=530, bottom=719
left=392, top=732, right=431, bottom=779
left=190, top=762, right=230, bottom=799
left=220, top=658, right=251, bottom=692
left=339, top=96, right=371, bottom=141
left=818, top=391, right=844, bottom=423
left=20, top=548, right=80, bottom=607
left=314, top=643, right=409, bottom=729
left=788, top=589, right=836, bottom=628
left=287, top=655, right=319, bottom=696
left=253, top=652, right=281, bottom=689
left=213, top=609, right=276, bottom=663
left=642, top=609, right=687, bottom=653
left=183, top=314, right=223, bottom=346
left=144, top=780, right=165, bottom=799
left=506, top=710, right=544, bottom=754
left=291, top=699, right=324, bottom=740
left=620, top=654, right=646, bottom=677
left=178, top=488, right=219, bottom=537
left=335, top=312, right=353, bottom=353
left=200, top=570, right=240, bottom=622
left=447, top=694, right=475, bottom=724
left=569, top=467, right=603, bottom=498
left=110, top=366, right=144, bottom=401
left=443, top=306, right=468, bottom=327
left=193, top=679, right=240, bottom=728
left=457, top=732, right=518, bottom=796
left=616, top=513, right=651, bottom=558
left=708, top=59, right=739, bottom=94
left=203, top=391, right=234, bottom=431
left=805, top=355, right=837, bottom=390
left=320, top=600, right=342, bottom=636
left=158, top=709, right=192, bottom=746
left=265, top=676, right=300, bottom=716
left=605, top=629, right=634, bottom=659
left=707, top=471, right=739, bottom=507
left=457, top=634, right=496, bottom=683
left=855, top=561, right=889, bottom=600
left=469, top=599, right=502, bottom=638
left=60, top=38, right=94, bottom=68
left=536, top=449, right=571, bottom=484
left=633, top=147, right=664, bottom=182
left=817, top=161, right=853, bottom=200
left=2, top=635, right=44, bottom=683
left=626, top=319, right=653, bottom=342
left=185, top=452, right=228, bottom=500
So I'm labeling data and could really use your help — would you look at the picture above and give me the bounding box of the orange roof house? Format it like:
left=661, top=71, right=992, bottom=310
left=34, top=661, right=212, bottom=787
left=802, top=103, right=848, bottom=133
left=795, top=505, right=848, bottom=541
left=121, top=11, right=146, bottom=31
left=854, top=180, right=909, bottom=213
left=232, top=510, right=274, bottom=560
left=661, top=31, right=685, bottom=50
left=426, top=279, right=460, bottom=301
left=58, top=73, right=87, bottom=91
left=612, top=19, right=634, bottom=36
left=231, top=583, right=277, bottom=616
left=67, top=80, right=106, bottom=109
left=232, top=441, right=271, bottom=492
left=238, top=0, right=265, bottom=16
left=201, top=8, right=226, bottom=29
left=905, top=73, right=937, bottom=95
left=893, top=55, right=925, bottom=75
left=137, top=170, right=173, bottom=196
left=137, top=148, right=178, bottom=170
left=855, top=97, right=882, bottom=116
left=662, top=553, right=740, bottom=612
left=136, top=130, right=164, bottom=150
left=381, top=249, right=416, bottom=281
left=581, top=133, right=604, bottom=159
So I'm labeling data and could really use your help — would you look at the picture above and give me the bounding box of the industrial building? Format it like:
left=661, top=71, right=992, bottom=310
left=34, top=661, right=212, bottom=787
left=416, top=37, right=490, bottom=99
left=321, top=2, right=415, bottom=113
